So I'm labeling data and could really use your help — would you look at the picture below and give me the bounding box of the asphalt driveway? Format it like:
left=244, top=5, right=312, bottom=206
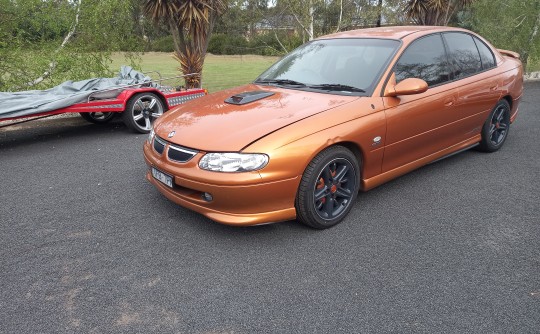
left=1, top=83, right=539, bottom=333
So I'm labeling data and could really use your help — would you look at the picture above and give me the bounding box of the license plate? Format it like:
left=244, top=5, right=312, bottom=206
left=151, top=167, right=173, bottom=188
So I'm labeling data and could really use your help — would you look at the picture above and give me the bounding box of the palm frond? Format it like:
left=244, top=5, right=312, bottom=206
left=405, top=0, right=429, bottom=24
left=143, top=0, right=179, bottom=23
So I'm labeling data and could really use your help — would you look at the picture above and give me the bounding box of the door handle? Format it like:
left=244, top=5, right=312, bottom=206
left=444, top=98, right=454, bottom=107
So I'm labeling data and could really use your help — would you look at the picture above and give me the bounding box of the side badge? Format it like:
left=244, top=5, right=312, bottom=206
left=372, top=136, right=382, bottom=146
left=168, top=131, right=176, bottom=138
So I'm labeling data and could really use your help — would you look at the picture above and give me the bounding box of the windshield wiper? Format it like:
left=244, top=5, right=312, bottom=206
left=307, top=84, right=365, bottom=93
left=254, top=78, right=306, bottom=87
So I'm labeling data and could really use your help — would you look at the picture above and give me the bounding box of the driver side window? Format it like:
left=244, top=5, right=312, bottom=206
left=395, top=34, right=451, bottom=87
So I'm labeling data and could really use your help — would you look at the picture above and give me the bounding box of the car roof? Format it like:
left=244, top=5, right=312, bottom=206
left=317, top=26, right=465, bottom=40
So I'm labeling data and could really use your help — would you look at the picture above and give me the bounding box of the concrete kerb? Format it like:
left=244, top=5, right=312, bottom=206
left=524, top=71, right=540, bottom=81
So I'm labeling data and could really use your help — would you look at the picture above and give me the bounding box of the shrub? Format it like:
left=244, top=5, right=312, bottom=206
left=151, top=36, right=175, bottom=53
left=208, top=33, right=250, bottom=55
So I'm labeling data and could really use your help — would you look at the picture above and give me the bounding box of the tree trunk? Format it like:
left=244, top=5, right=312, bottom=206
left=522, top=4, right=540, bottom=72
left=376, top=0, right=383, bottom=27
left=309, top=0, right=314, bottom=40
left=335, top=0, right=343, bottom=32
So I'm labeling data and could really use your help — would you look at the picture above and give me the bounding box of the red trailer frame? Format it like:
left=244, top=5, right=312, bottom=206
left=0, top=76, right=207, bottom=133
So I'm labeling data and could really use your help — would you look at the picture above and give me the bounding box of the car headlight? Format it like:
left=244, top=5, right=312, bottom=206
left=147, top=128, right=155, bottom=144
left=199, top=153, right=269, bottom=172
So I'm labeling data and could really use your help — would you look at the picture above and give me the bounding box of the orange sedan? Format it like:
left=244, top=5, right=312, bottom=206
left=143, top=26, right=523, bottom=229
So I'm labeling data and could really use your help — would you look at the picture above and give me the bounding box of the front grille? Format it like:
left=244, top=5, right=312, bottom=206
left=153, top=135, right=198, bottom=162
left=168, top=144, right=198, bottom=162
left=153, top=136, right=166, bottom=154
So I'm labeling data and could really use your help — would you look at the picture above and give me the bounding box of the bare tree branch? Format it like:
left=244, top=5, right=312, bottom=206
left=526, top=10, right=540, bottom=48
left=514, top=14, right=527, bottom=28
left=273, top=29, right=289, bottom=53
left=26, top=0, right=82, bottom=87
left=292, top=12, right=311, bottom=38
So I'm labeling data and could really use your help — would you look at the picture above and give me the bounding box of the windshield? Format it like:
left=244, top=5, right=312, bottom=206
left=255, top=38, right=400, bottom=95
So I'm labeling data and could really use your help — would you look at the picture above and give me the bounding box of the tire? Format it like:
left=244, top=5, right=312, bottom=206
left=122, top=93, right=165, bottom=133
left=477, top=100, right=511, bottom=152
left=79, top=112, right=116, bottom=124
left=295, top=146, right=360, bottom=229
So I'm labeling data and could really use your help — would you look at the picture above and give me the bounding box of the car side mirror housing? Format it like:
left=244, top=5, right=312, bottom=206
left=384, top=73, right=428, bottom=97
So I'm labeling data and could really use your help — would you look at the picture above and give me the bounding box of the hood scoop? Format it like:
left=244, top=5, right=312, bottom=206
left=224, top=90, right=275, bottom=105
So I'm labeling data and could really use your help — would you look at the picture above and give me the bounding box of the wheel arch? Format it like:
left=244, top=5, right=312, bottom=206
left=334, top=141, right=364, bottom=170
left=294, top=141, right=366, bottom=189
left=501, top=95, right=512, bottom=109
left=154, top=92, right=169, bottom=111
left=120, top=89, right=169, bottom=111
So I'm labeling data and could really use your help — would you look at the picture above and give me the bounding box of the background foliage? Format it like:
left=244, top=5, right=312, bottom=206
left=468, top=0, right=540, bottom=70
left=0, top=0, right=539, bottom=92
left=0, top=0, right=142, bottom=91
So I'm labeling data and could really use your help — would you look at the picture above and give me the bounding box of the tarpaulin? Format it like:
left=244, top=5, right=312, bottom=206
left=0, top=66, right=152, bottom=119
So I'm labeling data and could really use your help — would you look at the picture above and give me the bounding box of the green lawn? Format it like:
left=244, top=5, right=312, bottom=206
left=111, top=52, right=279, bottom=93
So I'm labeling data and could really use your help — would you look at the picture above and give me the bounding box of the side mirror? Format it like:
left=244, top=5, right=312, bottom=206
left=384, top=73, right=428, bottom=97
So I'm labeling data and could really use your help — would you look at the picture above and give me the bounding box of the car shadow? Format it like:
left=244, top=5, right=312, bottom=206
left=0, top=116, right=134, bottom=149
left=155, top=148, right=482, bottom=238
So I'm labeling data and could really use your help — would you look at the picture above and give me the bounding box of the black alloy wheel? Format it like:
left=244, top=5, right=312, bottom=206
left=477, top=99, right=511, bottom=152
left=296, top=146, right=360, bottom=229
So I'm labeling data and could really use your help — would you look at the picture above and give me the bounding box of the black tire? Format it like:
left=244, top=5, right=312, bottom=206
left=122, top=93, right=165, bottom=133
left=477, top=99, right=511, bottom=152
left=79, top=112, right=116, bottom=124
left=295, top=146, right=360, bottom=229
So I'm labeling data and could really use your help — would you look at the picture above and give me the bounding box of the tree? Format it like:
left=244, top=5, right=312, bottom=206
left=471, top=0, right=540, bottom=71
left=405, top=0, right=473, bottom=25
left=143, top=0, right=226, bottom=88
left=0, top=0, right=142, bottom=92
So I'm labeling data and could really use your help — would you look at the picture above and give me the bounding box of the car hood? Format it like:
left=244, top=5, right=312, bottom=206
left=154, top=84, right=359, bottom=152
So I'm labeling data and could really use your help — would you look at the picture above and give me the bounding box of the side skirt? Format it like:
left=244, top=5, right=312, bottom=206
left=429, top=143, right=479, bottom=164
left=361, top=135, right=481, bottom=191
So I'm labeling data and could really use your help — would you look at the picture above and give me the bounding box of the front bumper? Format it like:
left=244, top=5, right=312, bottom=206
left=143, top=142, right=299, bottom=226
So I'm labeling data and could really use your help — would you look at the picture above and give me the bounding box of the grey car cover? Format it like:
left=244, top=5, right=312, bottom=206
left=0, top=66, right=152, bottom=119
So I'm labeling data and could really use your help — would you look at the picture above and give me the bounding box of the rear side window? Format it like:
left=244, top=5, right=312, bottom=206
left=443, top=32, right=483, bottom=79
left=473, top=37, right=496, bottom=69
left=395, top=34, right=451, bottom=87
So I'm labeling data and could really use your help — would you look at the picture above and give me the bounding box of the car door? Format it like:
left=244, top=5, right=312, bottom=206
left=381, top=33, right=462, bottom=173
left=442, top=32, right=502, bottom=137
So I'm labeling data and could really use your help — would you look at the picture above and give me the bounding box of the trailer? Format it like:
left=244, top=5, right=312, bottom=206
left=0, top=69, right=207, bottom=134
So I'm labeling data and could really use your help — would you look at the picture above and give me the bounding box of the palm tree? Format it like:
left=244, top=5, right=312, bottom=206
left=143, top=0, right=225, bottom=88
left=405, top=0, right=473, bottom=26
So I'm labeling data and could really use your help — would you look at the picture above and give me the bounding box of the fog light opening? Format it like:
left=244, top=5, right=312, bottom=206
left=202, top=192, right=213, bottom=202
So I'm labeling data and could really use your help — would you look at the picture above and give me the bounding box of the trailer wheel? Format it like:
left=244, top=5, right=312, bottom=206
left=79, top=112, right=116, bottom=124
left=123, top=93, right=165, bottom=133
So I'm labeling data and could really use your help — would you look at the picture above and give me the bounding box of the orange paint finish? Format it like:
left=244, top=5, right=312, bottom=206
left=143, top=26, right=523, bottom=227
left=155, top=84, right=357, bottom=152
left=245, top=98, right=387, bottom=182
left=145, top=171, right=297, bottom=226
